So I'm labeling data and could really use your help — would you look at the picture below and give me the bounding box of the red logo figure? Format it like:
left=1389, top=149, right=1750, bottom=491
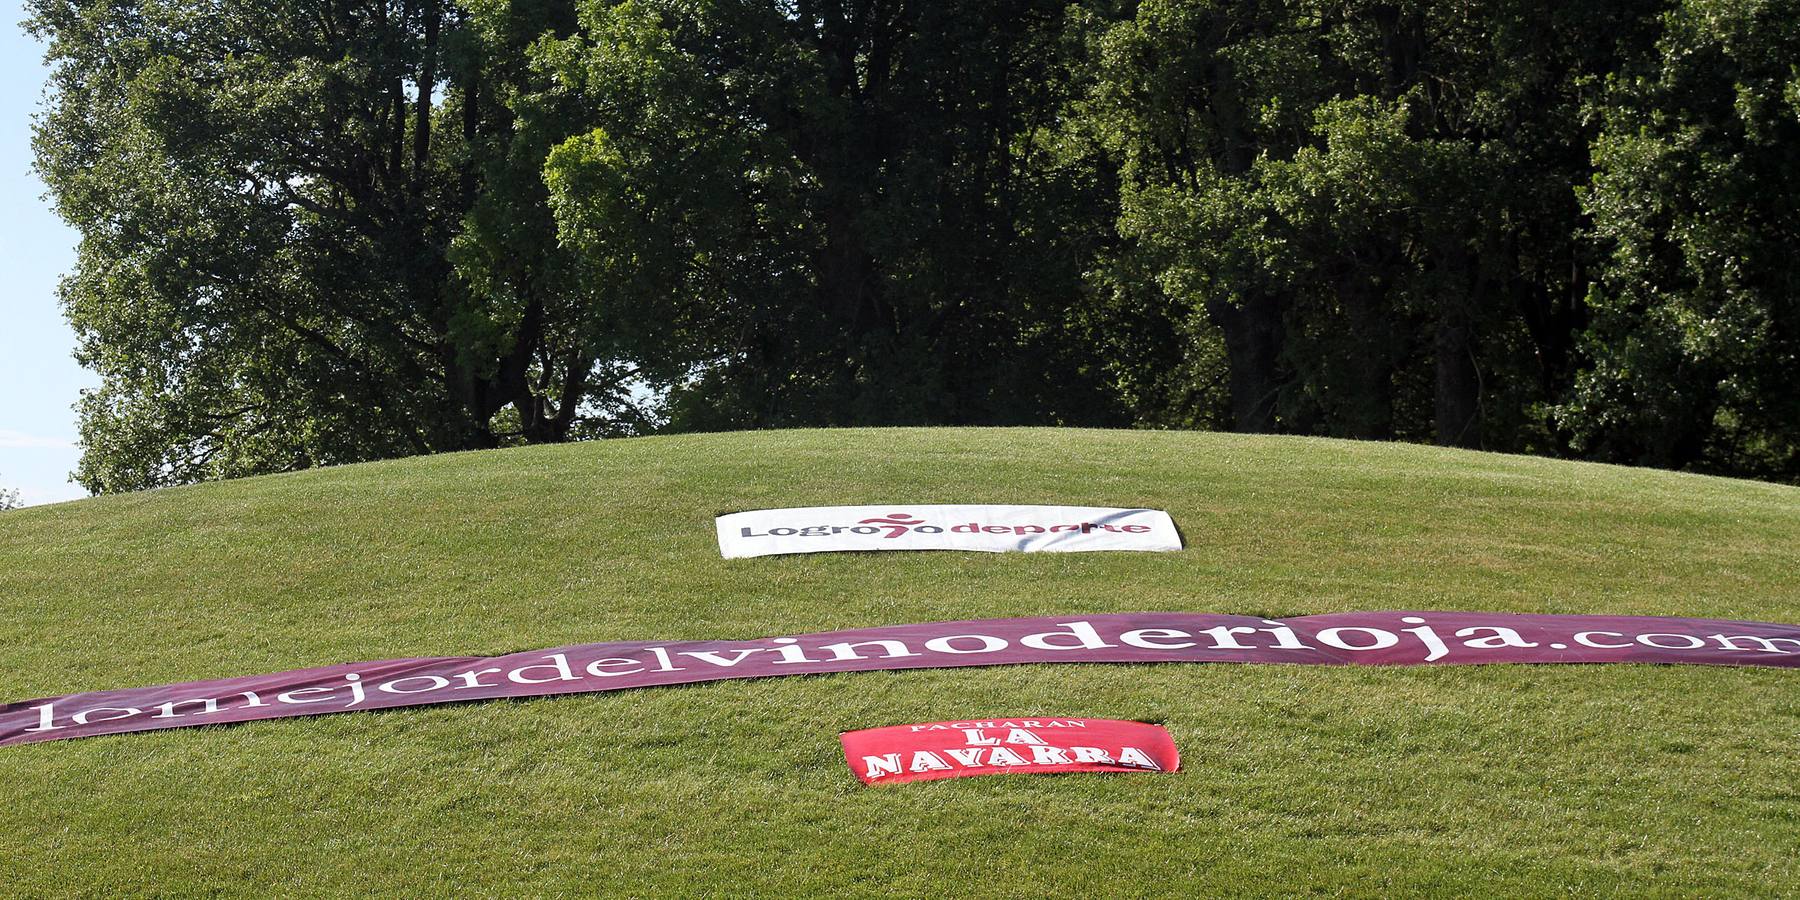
left=857, top=513, right=925, bottom=538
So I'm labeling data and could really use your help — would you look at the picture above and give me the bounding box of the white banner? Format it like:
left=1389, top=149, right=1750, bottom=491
left=715, top=505, right=1182, bottom=558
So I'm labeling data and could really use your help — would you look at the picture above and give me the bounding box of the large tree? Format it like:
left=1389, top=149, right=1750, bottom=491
left=36, top=0, right=1131, bottom=492
left=531, top=0, right=1127, bottom=428
left=1082, top=0, right=1665, bottom=449
left=32, top=0, right=648, bottom=493
left=1559, top=0, right=1800, bottom=480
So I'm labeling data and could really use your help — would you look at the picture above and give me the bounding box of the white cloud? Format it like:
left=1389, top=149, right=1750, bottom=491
left=0, top=429, right=76, bottom=449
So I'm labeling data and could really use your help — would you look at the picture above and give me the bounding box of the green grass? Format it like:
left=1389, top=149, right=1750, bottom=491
left=2, top=427, right=1797, bottom=897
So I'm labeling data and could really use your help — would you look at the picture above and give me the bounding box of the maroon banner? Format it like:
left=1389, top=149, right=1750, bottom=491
left=4, top=611, right=1798, bottom=747
left=841, top=718, right=1179, bottom=785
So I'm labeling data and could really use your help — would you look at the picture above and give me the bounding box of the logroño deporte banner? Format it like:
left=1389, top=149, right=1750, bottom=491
left=715, top=505, right=1183, bottom=557
left=4, top=611, right=1798, bottom=747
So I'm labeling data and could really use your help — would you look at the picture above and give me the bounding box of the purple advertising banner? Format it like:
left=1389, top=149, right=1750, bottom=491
left=4, top=611, right=1798, bottom=747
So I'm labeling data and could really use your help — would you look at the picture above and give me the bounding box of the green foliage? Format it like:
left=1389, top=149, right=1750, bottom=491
left=1561, top=0, right=1800, bottom=480
left=30, top=0, right=1800, bottom=487
left=533, top=0, right=1128, bottom=428
left=1083, top=0, right=1670, bottom=451
left=30, top=0, right=646, bottom=492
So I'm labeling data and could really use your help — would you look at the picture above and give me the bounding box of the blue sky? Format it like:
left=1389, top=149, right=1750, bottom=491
left=1, top=3, right=92, bottom=507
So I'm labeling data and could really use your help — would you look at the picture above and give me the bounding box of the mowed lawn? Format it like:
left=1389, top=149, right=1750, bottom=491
left=1, top=428, right=1796, bottom=897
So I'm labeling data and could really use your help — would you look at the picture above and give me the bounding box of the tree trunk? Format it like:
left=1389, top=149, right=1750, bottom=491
left=413, top=0, right=439, bottom=189
left=1339, top=274, right=1395, bottom=440
left=1206, top=295, right=1283, bottom=432
left=1433, top=314, right=1481, bottom=447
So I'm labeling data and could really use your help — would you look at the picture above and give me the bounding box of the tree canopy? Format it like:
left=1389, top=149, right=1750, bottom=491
left=30, top=0, right=1800, bottom=490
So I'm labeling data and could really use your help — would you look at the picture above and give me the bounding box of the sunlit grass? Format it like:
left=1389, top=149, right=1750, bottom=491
left=2, top=428, right=1795, bottom=895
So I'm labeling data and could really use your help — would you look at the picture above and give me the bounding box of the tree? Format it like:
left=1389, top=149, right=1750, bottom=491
left=0, top=482, right=19, bottom=511
left=1082, top=0, right=1666, bottom=450
left=531, top=0, right=1129, bottom=428
left=31, top=0, right=647, bottom=493
left=1559, top=0, right=1800, bottom=480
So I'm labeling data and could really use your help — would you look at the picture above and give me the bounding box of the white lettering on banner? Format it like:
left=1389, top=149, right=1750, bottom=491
left=714, top=505, right=1183, bottom=558
left=12, top=614, right=1800, bottom=748
left=863, top=754, right=904, bottom=779
left=865, top=745, right=1164, bottom=776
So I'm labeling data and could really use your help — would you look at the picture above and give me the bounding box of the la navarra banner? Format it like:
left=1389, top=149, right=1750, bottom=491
left=715, top=505, right=1182, bottom=557
left=841, top=718, right=1179, bottom=785
left=5, top=611, right=1798, bottom=748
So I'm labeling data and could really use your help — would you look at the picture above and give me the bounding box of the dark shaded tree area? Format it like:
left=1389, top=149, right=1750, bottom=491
left=29, top=0, right=1800, bottom=491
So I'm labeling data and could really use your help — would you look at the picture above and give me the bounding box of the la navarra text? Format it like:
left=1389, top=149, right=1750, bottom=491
left=860, top=722, right=1164, bottom=780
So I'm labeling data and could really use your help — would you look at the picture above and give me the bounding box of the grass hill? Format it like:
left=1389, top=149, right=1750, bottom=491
left=2, top=428, right=1796, bottom=896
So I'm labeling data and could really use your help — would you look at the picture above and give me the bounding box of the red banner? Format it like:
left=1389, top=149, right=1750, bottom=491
left=5, top=611, right=1798, bottom=747
left=840, top=718, right=1179, bottom=784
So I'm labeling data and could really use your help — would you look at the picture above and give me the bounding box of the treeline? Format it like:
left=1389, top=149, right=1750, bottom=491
left=31, top=0, right=1799, bottom=490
